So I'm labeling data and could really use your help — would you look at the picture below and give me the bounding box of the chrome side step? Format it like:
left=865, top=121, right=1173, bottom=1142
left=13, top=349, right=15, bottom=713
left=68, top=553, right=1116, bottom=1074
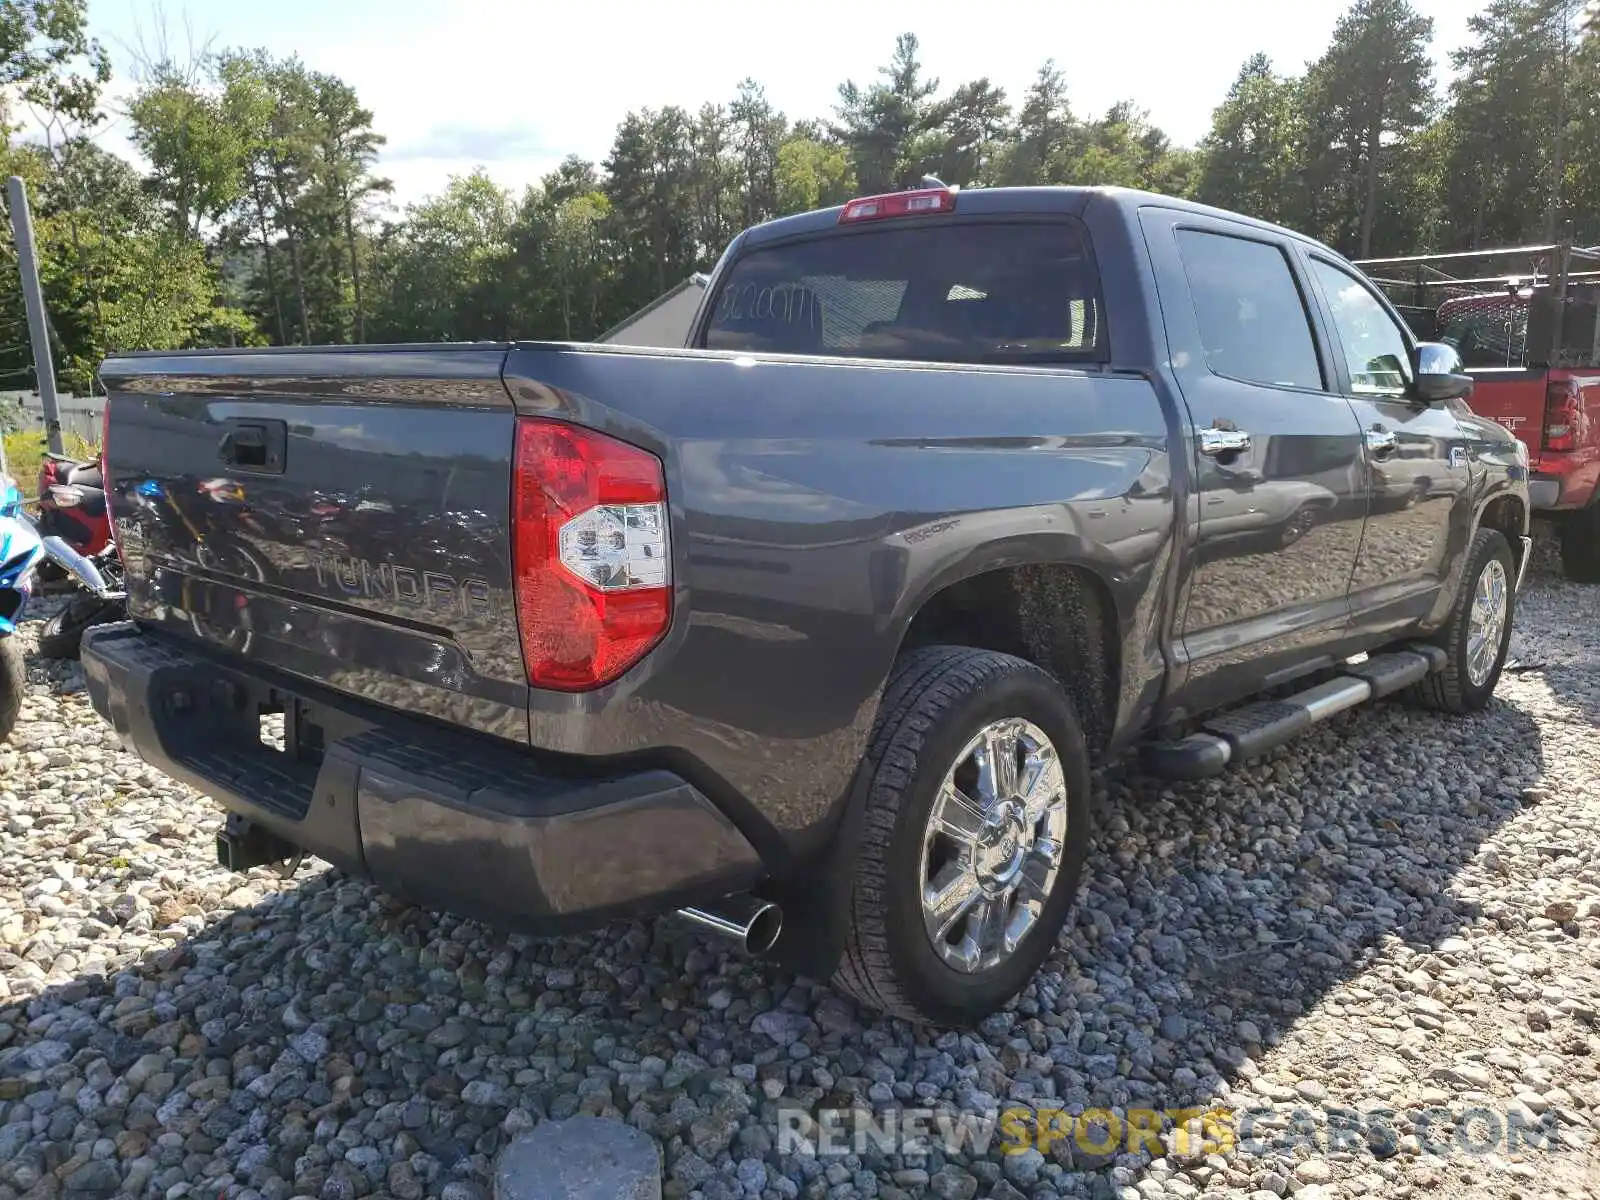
left=1140, top=646, right=1444, bottom=781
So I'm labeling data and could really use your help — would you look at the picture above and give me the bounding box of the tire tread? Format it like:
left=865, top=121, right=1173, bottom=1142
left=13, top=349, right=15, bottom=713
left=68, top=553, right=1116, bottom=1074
left=831, top=646, right=1071, bottom=1022
left=1407, top=527, right=1513, bottom=714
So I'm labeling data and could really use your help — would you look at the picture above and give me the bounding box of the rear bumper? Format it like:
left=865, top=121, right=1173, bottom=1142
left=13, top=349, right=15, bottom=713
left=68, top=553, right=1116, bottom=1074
left=1529, top=456, right=1598, bottom=512
left=1529, top=478, right=1561, bottom=510
left=80, top=623, right=763, bottom=931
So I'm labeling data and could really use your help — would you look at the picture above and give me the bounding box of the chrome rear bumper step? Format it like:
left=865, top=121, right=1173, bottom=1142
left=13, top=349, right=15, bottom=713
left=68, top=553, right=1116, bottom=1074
left=1140, top=648, right=1440, bottom=780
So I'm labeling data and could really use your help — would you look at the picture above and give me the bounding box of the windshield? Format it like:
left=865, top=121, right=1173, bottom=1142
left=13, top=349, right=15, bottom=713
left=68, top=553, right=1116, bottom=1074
left=701, top=220, right=1104, bottom=364
left=1438, top=297, right=1529, bottom=369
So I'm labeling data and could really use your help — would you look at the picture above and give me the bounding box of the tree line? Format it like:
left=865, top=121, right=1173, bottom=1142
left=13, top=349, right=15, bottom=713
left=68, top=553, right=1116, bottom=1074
left=0, top=0, right=1597, bottom=395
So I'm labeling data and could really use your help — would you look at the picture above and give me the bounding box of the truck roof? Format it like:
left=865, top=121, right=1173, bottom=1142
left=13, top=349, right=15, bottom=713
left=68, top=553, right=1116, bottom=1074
left=733, top=185, right=1339, bottom=258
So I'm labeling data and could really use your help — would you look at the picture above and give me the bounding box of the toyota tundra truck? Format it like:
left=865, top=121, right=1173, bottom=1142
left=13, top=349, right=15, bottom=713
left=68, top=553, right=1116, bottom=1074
left=84, top=186, right=1531, bottom=1025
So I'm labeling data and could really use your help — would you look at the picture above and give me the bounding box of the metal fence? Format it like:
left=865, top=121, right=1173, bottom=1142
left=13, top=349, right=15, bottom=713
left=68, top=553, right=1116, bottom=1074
left=2, top=390, right=105, bottom=444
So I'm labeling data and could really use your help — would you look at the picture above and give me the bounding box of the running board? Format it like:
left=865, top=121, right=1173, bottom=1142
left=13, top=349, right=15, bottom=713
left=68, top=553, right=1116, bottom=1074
left=1140, top=645, right=1446, bottom=780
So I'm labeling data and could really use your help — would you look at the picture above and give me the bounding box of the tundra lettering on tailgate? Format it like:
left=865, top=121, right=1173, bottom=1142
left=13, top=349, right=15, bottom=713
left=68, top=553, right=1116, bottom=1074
left=309, top=550, right=493, bottom=618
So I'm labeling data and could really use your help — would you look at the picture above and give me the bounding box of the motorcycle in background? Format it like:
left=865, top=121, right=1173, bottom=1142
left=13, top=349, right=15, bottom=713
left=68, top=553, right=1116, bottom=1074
left=0, top=475, right=125, bottom=740
left=34, top=450, right=126, bottom=659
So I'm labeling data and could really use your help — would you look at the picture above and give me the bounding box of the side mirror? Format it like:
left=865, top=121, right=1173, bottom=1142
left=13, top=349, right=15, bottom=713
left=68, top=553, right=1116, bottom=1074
left=1411, top=342, right=1474, bottom=404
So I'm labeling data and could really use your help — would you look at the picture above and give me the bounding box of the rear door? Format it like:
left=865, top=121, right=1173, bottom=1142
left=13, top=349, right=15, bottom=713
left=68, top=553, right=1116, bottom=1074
left=1301, top=253, right=1473, bottom=631
left=1139, top=210, right=1368, bottom=715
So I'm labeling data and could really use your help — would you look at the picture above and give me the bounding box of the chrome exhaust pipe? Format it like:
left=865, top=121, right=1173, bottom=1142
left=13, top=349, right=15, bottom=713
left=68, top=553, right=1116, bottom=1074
left=39, top=536, right=123, bottom=600
left=676, top=896, right=783, bottom=955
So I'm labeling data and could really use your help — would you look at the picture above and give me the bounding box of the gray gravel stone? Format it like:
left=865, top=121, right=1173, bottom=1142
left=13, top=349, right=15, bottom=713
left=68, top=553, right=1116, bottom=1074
left=494, top=1116, right=660, bottom=1199
left=0, top=532, right=1597, bottom=1200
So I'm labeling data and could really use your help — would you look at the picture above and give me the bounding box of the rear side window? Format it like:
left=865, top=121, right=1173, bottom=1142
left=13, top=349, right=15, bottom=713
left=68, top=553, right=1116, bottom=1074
left=702, top=221, right=1103, bottom=364
left=1174, top=229, right=1324, bottom=391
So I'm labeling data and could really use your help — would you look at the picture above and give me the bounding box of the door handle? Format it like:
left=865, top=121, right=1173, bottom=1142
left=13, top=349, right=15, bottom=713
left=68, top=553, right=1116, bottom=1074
left=1365, top=427, right=1398, bottom=458
left=1198, top=426, right=1252, bottom=457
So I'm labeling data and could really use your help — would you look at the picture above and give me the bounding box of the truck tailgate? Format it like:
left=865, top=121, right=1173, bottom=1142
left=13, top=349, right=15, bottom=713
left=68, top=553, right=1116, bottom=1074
left=1465, top=369, right=1547, bottom=466
left=99, top=347, right=529, bottom=742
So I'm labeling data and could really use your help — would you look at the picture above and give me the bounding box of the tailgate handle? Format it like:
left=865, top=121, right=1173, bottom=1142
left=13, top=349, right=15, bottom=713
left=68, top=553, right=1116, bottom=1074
left=218, top=419, right=286, bottom=474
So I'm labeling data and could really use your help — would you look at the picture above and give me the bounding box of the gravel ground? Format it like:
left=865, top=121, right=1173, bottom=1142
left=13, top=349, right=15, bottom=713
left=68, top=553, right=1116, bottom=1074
left=2, top=530, right=1598, bottom=1200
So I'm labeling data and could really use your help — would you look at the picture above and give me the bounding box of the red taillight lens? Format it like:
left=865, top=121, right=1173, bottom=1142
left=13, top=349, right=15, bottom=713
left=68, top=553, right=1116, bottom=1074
left=1544, top=380, right=1580, bottom=452
left=838, top=187, right=956, bottom=224
left=511, top=418, right=671, bottom=691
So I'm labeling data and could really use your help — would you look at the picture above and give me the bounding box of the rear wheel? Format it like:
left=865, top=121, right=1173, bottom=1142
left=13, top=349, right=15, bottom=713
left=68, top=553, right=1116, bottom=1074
left=37, top=596, right=125, bottom=660
left=832, top=647, right=1091, bottom=1025
left=1558, top=505, right=1600, bottom=583
left=1409, top=527, right=1515, bottom=714
left=0, top=638, right=23, bottom=742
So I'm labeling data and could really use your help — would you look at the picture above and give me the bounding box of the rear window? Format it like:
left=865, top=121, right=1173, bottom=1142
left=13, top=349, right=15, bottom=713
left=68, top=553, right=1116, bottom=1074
left=701, top=221, right=1103, bottom=364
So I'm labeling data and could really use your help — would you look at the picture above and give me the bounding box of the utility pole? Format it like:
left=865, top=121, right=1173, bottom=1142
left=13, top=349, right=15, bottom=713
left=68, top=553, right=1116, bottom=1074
left=6, top=176, right=64, bottom=456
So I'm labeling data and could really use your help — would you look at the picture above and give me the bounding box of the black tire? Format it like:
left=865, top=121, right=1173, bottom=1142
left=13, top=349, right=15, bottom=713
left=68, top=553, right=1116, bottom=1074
left=37, top=597, right=124, bottom=661
left=33, top=559, right=74, bottom=595
left=831, top=647, right=1092, bottom=1025
left=0, top=638, right=22, bottom=742
left=1557, top=505, right=1600, bottom=584
left=1408, top=527, right=1516, bottom=714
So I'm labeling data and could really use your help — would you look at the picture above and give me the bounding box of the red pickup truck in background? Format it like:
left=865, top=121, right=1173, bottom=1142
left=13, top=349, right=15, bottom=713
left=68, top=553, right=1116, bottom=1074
left=1359, top=245, right=1600, bottom=582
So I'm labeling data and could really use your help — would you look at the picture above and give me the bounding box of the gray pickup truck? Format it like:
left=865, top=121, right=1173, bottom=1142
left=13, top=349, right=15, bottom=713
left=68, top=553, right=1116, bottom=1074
left=85, top=185, right=1531, bottom=1025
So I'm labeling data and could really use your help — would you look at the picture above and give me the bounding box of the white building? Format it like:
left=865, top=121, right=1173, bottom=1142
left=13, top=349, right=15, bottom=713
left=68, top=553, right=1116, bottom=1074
left=600, top=274, right=710, bottom=348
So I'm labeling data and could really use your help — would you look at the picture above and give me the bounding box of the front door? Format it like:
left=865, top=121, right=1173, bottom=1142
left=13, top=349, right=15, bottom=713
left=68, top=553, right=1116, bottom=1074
left=1140, top=211, right=1368, bottom=717
left=1300, top=254, right=1473, bottom=634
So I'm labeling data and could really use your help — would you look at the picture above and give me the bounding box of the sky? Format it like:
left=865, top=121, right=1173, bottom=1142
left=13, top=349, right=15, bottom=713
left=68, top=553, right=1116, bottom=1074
left=84, top=0, right=1478, bottom=212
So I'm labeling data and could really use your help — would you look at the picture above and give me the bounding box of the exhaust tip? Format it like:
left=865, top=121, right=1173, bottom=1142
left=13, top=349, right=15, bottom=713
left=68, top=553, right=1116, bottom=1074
left=676, top=897, right=784, bottom=956
left=744, top=903, right=782, bottom=955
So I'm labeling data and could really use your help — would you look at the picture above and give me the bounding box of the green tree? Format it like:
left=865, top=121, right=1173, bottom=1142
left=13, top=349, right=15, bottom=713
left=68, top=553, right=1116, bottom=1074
left=729, top=79, right=786, bottom=227
left=1567, top=21, right=1600, bottom=239
left=0, top=0, right=109, bottom=125
left=367, top=170, right=512, bottom=342
left=832, top=33, right=942, bottom=192
left=5, top=138, right=256, bottom=390
left=307, top=72, right=390, bottom=341
left=1303, top=0, right=1436, bottom=256
left=1441, top=0, right=1591, bottom=247
left=546, top=191, right=611, bottom=339
left=923, top=78, right=1011, bottom=187
left=603, top=107, right=698, bottom=306
left=1196, top=54, right=1308, bottom=225
left=997, top=62, right=1077, bottom=185
left=774, top=135, right=856, bottom=215
left=127, top=69, right=248, bottom=237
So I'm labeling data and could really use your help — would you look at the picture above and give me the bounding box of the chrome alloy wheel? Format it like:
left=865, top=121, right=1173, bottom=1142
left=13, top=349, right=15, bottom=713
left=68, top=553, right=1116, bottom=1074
left=918, top=717, right=1069, bottom=973
left=1466, top=557, right=1509, bottom=688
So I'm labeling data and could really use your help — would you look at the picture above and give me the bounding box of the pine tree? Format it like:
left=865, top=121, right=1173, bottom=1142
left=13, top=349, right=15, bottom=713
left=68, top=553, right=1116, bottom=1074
left=1304, top=0, right=1436, bottom=256
left=832, top=33, right=942, bottom=193
left=1196, top=54, right=1307, bottom=226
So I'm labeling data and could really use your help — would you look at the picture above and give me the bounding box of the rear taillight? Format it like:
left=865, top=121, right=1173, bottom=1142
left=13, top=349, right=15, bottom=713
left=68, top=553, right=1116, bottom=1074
left=511, top=418, right=671, bottom=691
left=1544, top=379, right=1580, bottom=453
left=838, top=186, right=956, bottom=224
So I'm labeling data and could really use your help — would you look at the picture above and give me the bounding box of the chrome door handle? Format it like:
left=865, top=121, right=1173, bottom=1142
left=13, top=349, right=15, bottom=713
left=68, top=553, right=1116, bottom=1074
left=1198, top=426, right=1252, bottom=457
left=1365, top=427, right=1398, bottom=457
